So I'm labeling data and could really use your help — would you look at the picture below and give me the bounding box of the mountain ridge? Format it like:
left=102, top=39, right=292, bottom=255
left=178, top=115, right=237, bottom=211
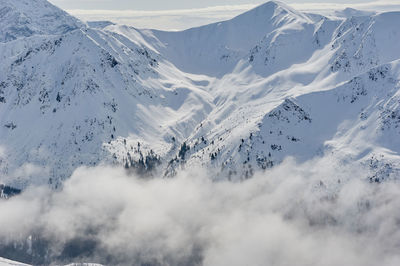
left=0, top=0, right=83, bottom=42
left=1, top=0, right=400, bottom=188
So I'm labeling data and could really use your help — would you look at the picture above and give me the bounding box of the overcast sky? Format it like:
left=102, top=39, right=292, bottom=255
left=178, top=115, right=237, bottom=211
left=49, top=0, right=382, bottom=10
left=48, top=0, right=400, bottom=30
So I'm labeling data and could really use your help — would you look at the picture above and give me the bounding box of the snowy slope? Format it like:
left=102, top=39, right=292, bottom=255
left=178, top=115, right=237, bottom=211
left=145, top=2, right=400, bottom=180
left=0, top=0, right=213, bottom=188
left=0, top=257, right=104, bottom=266
left=143, top=1, right=314, bottom=77
left=0, top=0, right=83, bottom=42
left=1, top=0, right=400, bottom=188
left=0, top=257, right=30, bottom=266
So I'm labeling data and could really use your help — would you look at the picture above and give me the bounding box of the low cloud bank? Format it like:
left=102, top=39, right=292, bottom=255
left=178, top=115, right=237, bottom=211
left=1, top=157, right=400, bottom=265
left=67, top=5, right=256, bottom=31
left=65, top=1, right=400, bottom=31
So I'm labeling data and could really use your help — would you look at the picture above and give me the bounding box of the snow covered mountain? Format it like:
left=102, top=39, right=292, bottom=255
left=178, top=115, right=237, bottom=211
left=1, top=0, right=400, bottom=189
left=0, top=0, right=82, bottom=42
left=0, top=256, right=30, bottom=266
left=0, top=256, right=102, bottom=266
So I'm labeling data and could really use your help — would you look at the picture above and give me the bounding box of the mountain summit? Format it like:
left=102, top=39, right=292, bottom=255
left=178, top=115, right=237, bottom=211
left=232, top=0, right=312, bottom=25
left=148, top=1, right=315, bottom=77
left=0, top=0, right=82, bottom=42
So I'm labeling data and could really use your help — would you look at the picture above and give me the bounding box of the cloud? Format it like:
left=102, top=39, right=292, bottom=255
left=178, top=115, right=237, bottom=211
left=291, top=0, right=400, bottom=15
left=1, top=156, right=400, bottom=265
left=64, top=1, right=400, bottom=31
left=66, top=5, right=257, bottom=30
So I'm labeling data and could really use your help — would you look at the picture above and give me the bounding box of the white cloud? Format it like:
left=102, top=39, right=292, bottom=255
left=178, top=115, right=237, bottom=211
left=65, top=1, right=400, bottom=30
left=292, top=0, right=400, bottom=15
left=67, top=4, right=257, bottom=30
left=1, top=156, right=400, bottom=265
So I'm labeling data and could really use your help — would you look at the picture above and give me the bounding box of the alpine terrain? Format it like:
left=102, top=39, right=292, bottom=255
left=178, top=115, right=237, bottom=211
left=2, top=0, right=400, bottom=265
left=1, top=0, right=400, bottom=190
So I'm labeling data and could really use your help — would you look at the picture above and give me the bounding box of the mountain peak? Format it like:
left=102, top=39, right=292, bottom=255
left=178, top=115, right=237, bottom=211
left=256, top=0, right=285, bottom=9
left=0, top=0, right=83, bottom=42
left=334, top=7, right=376, bottom=18
left=232, top=0, right=311, bottom=26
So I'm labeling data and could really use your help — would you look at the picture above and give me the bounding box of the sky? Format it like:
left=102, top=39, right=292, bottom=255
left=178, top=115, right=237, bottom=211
left=49, top=0, right=390, bottom=10
left=48, top=0, right=400, bottom=31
